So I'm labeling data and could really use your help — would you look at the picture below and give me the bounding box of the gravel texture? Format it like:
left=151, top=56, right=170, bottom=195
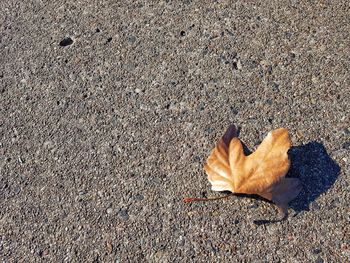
left=1, top=0, right=349, bottom=262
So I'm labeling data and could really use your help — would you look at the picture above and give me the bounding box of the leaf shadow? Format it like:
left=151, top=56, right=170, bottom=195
left=287, top=141, right=340, bottom=214
left=237, top=140, right=340, bottom=225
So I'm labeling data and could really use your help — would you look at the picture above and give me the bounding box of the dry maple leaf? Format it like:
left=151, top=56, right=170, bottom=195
left=204, top=124, right=302, bottom=216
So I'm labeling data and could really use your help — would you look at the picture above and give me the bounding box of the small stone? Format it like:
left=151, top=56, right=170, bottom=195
left=193, top=155, right=201, bottom=162
left=43, top=141, right=55, bottom=150
left=205, top=127, right=213, bottom=134
left=296, top=130, right=303, bottom=139
left=226, top=51, right=237, bottom=60
left=318, top=45, right=326, bottom=51
left=198, top=102, right=205, bottom=111
left=177, top=235, right=185, bottom=246
left=312, top=248, right=321, bottom=254
left=152, top=177, right=161, bottom=184
left=106, top=242, right=113, bottom=253
left=315, top=256, right=324, bottom=263
left=266, top=99, right=273, bottom=105
left=118, top=209, right=129, bottom=220
left=42, top=249, right=49, bottom=257
left=107, top=208, right=113, bottom=214
left=311, top=201, right=320, bottom=210
left=342, top=141, right=350, bottom=149
left=128, top=35, right=136, bottom=44
left=237, top=59, right=242, bottom=70
left=211, top=210, right=220, bottom=216
left=249, top=203, right=258, bottom=209
left=341, top=243, right=348, bottom=251
left=230, top=107, right=238, bottom=114
left=14, top=186, right=21, bottom=194
left=272, top=82, right=280, bottom=92
left=187, top=211, right=196, bottom=217
left=134, top=194, right=144, bottom=201
left=259, top=60, right=269, bottom=66
left=267, top=65, right=273, bottom=74
left=124, top=62, right=136, bottom=71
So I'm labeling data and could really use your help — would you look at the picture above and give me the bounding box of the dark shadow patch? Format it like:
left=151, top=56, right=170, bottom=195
left=287, top=142, right=340, bottom=213
left=237, top=141, right=340, bottom=215
left=253, top=142, right=340, bottom=224
left=236, top=141, right=340, bottom=225
left=232, top=61, right=238, bottom=70
left=59, top=37, right=73, bottom=47
left=241, top=141, right=252, bottom=156
left=253, top=216, right=287, bottom=226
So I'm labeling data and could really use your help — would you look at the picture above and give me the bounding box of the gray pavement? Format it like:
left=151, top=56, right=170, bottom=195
left=1, top=0, right=349, bottom=262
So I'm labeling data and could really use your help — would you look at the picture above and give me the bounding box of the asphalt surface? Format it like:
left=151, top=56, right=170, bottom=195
left=1, top=1, right=349, bottom=262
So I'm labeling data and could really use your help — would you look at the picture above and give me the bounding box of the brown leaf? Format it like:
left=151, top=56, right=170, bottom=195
left=204, top=124, right=301, bottom=215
